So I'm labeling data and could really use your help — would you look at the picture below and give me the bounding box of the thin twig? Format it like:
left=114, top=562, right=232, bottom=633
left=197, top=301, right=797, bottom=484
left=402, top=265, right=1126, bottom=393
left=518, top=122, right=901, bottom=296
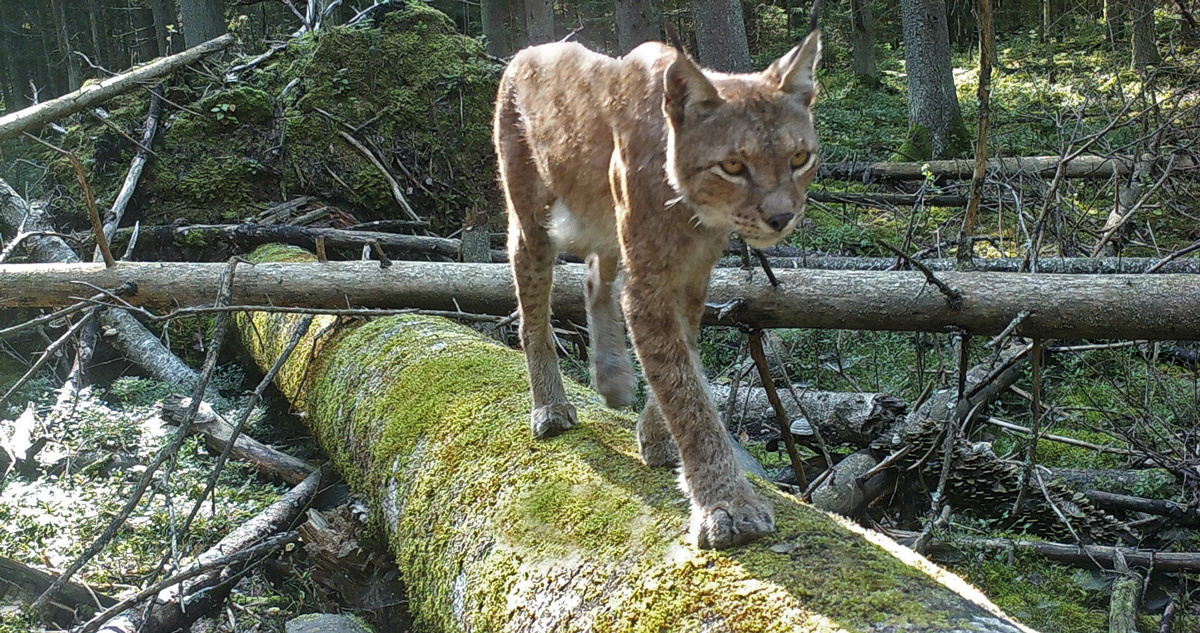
left=22, top=133, right=115, bottom=267
left=74, top=532, right=298, bottom=633
left=748, top=329, right=807, bottom=489
left=0, top=310, right=96, bottom=410
left=879, top=241, right=963, bottom=310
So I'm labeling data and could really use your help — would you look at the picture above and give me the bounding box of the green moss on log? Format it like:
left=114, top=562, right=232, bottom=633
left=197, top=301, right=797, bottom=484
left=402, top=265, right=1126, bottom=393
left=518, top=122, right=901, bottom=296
left=236, top=246, right=1028, bottom=633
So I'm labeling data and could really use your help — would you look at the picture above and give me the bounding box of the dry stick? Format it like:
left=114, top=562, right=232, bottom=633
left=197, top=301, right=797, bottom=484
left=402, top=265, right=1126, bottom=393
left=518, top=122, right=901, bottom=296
left=30, top=259, right=242, bottom=617
left=984, top=417, right=1134, bottom=455
left=74, top=532, right=298, bottom=633
left=957, top=0, right=992, bottom=268
left=1091, top=156, right=1177, bottom=256
left=986, top=311, right=1028, bottom=349
left=879, top=241, right=963, bottom=310
left=0, top=286, right=130, bottom=341
left=21, top=134, right=115, bottom=267
left=1144, top=238, right=1200, bottom=274
left=0, top=231, right=82, bottom=262
left=174, top=315, right=315, bottom=554
left=0, top=309, right=96, bottom=409
left=1011, top=339, right=1044, bottom=516
left=100, top=87, right=162, bottom=249
left=334, top=129, right=420, bottom=221
left=748, top=329, right=807, bottom=489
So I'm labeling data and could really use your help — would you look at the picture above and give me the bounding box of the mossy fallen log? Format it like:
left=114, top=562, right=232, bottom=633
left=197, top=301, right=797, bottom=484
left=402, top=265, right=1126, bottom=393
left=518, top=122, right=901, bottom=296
left=237, top=246, right=1034, bottom=632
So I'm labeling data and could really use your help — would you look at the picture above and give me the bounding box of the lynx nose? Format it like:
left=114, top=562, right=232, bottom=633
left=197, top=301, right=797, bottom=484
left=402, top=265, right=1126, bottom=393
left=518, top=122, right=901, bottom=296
left=765, top=213, right=794, bottom=232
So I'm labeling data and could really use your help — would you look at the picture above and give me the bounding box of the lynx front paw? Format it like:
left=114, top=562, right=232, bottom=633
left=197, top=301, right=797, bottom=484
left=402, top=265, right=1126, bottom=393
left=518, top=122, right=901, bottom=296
left=530, top=403, right=578, bottom=438
left=692, top=494, right=775, bottom=550
left=639, top=435, right=679, bottom=468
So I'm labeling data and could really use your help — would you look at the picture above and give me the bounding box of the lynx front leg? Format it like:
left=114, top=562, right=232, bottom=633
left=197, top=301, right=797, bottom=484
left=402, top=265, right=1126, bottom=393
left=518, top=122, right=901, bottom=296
left=622, top=268, right=774, bottom=549
left=585, top=254, right=636, bottom=409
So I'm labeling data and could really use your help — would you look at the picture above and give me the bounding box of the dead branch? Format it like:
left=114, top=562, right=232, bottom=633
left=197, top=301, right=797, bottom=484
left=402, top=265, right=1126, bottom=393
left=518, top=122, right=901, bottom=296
left=0, top=34, right=235, bottom=141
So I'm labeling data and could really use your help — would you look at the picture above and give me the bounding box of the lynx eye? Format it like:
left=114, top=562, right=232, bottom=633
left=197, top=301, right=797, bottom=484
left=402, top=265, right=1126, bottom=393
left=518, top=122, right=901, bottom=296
left=790, top=151, right=813, bottom=170
left=718, top=159, right=747, bottom=176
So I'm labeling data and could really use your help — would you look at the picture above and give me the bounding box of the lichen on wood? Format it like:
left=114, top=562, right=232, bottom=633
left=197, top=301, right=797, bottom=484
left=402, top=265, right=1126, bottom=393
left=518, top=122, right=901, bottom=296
left=237, top=245, right=1033, bottom=633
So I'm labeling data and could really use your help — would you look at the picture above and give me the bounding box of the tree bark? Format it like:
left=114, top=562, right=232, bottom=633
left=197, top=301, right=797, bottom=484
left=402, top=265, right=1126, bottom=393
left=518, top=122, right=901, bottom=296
left=690, top=0, right=753, bottom=72
left=6, top=257, right=1200, bottom=340
left=0, top=556, right=115, bottom=625
left=734, top=255, right=1200, bottom=274
left=1, top=1, right=32, bottom=111
left=523, top=0, right=555, bottom=45
left=50, top=0, right=82, bottom=91
left=614, top=0, right=659, bottom=52
left=481, top=0, right=512, bottom=57
left=234, top=248, right=1033, bottom=632
left=179, top=0, right=228, bottom=49
left=0, top=33, right=234, bottom=141
left=900, top=0, right=968, bottom=159
left=1130, top=0, right=1161, bottom=69
left=849, top=0, right=880, bottom=87
left=148, top=0, right=177, bottom=55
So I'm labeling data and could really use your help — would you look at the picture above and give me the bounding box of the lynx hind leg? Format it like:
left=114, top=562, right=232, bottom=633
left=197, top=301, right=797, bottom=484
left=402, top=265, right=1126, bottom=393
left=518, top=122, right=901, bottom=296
left=585, top=254, right=636, bottom=409
left=637, top=395, right=679, bottom=467
left=507, top=215, right=577, bottom=438
left=496, top=107, right=576, bottom=437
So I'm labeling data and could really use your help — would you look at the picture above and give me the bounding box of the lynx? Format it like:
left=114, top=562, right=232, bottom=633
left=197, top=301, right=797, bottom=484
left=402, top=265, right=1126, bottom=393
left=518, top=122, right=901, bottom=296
left=494, top=32, right=821, bottom=549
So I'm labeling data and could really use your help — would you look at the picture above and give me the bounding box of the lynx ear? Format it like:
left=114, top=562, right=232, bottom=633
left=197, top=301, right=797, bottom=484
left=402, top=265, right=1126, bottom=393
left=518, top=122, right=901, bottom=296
left=663, top=53, right=721, bottom=124
left=767, top=29, right=822, bottom=107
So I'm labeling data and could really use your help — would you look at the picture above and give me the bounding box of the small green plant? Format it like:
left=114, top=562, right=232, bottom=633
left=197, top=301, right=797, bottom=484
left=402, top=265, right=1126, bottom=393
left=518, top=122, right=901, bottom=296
left=210, top=102, right=239, bottom=125
left=333, top=68, right=352, bottom=95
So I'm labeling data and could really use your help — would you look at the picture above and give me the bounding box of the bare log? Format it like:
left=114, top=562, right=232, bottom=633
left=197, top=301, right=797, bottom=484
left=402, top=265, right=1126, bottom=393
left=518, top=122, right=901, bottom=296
left=0, top=34, right=234, bottom=141
left=710, top=384, right=905, bottom=447
left=809, top=190, right=969, bottom=207
left=161, top=395, right=316, bottom=485
left=818, top=155, right=1164, bottom=181
left=890, top=530, right=1200, bottom=572
left=0, top=178, right=202, bottom=391
left=234, top=248, right=1033, bottom=632
left=1082, top=490, right=1200, bottom=526
left=5, top=258, right=1200, bottom=340
left=723, top=255, right=1200, bottom=274
left=111, top=222, right=484, bottom=261
left=93, top=469, right=321, bottom=633
left=0, top=556, right=115, bottom=625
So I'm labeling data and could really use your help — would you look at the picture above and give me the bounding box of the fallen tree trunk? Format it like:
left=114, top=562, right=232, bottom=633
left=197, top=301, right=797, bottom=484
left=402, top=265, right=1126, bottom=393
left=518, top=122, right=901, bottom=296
left=0, top=34, right=235, bottom=141
left=728, top=255, right=1200, bottom=274
left=0, top=556, right=115, bottom=626
left=0, top=179, right=202, bottom=391
left=236, top=247, right=1033, bottom=632
left=161, top=395, right=316, bottom=485
left=5, top=258, right=1200, bottom=340
left=818, top=155, right=1155, bottom=181
left=710, top=384, right=906, bottom=447
left=110, top=222, right=491, bottom=262
left=93, top=470, right=320, bottom=633
left=889, top=530, right=1200, bottom=572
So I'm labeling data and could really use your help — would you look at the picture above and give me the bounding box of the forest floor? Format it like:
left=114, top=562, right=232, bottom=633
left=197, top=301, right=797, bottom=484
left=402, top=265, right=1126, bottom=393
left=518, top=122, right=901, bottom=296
left=3, top=5, right=1200, bottom=633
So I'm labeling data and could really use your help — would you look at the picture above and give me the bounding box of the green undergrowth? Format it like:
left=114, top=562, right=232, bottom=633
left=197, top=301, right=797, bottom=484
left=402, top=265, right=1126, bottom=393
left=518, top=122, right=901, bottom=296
left=18, top=3, right=501, bottom=236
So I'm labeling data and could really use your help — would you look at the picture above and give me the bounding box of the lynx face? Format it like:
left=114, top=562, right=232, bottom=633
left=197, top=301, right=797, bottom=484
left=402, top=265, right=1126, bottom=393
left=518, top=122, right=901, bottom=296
left=663, top=36, right=822, bottom=248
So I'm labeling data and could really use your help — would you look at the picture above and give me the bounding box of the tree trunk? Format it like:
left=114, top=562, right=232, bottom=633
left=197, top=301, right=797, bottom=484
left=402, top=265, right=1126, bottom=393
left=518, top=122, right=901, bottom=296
left=148, top=0, right=176, bottom=55
left=50, top=0, right=82, bottom=91
left=132, top=1, right=161, bottom=63
left=234, top=249, right=1032, bottom=633
left=615, top=0, right=659, bottom=53
left=180, top=0, right=227, bottom=49
left=1104, top=0, right=1126, bottom=43
left=8, top=257, right=1200, bottom=340
left=849, top=0, right=880, bottom=87
left=899, top=0, right=968, bottom=159
left=690, top=0, right=752, bottom=72
left=523, top=0, right=555, bottom=45
left=0, top=33, right=234, bottom=141
left=481, top=0, right=512, bottom=56
left=1, top=1, right=32, bottom=110
left=1130, top=0, right=1160, bottom=69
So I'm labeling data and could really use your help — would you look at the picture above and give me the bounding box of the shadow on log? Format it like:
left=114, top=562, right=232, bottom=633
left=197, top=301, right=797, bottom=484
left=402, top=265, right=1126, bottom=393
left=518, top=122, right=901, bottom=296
left=235, top=245, right=1035, bottom=632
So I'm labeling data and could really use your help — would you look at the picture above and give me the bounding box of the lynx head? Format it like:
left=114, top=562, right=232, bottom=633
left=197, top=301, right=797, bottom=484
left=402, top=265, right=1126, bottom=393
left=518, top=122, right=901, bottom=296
left=662, top=31, right=821, bottom=248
